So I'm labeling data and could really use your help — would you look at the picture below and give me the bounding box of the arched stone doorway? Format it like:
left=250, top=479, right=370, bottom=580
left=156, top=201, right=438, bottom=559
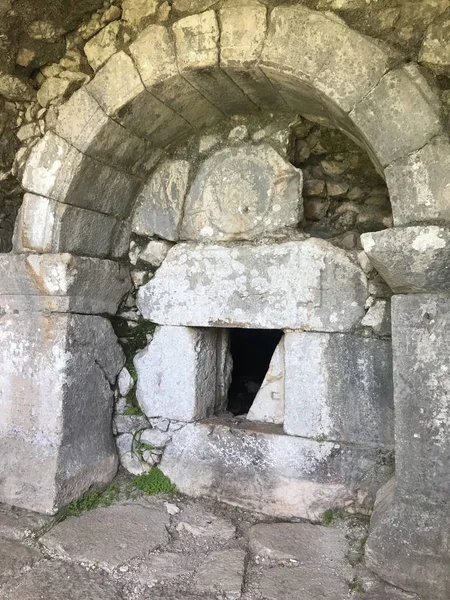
left=1, top=4, right=450, bottom=598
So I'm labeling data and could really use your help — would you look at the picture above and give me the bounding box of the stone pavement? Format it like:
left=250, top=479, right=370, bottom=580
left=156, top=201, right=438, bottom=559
left=0, top=481, right=422, bottom=600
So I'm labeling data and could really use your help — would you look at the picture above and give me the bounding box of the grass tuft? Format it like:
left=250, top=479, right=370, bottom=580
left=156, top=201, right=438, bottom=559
left=132, top=468, right=176, bottom=496
left=64, top=483, right=119, bottom=518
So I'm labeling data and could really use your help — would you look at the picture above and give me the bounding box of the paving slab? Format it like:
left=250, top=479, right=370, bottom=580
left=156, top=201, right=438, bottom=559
left=361, top=585, right=421, bottom=599
left=174, top=502, right=236, bottom=541
left=255, top=564, right=350, bottom=600
left=2, top=561, right=124, bottom=600
left=0, top=503, right=52, bottom=541
left=131, top=551, right=197, bottom=586
left=249, top=523, right=351, bottom=575
left=0, top=540, right=42, bottom=588
left=194, top=549, right=246, bottom=599
left=41, top=502, right=170, bottom=570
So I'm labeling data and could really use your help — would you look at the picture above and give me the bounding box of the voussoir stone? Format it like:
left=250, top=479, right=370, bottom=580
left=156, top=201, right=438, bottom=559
left=2, top=561, right=125, bottom=600
left=361, top=226, right=450, bottom=293
left=14, top=193, right=129, bottom=259
left=260, top=5, right=391, bottom=114
left=385, top=135, right=450, bottom=225
left=41, top=503, right=170, bottom=569
left=350, top=64, right=442, bottom=167
left=55, top=87, right=146, bottom=171
left=137, top=240, right=368, bottom=331
left=180, top=144, right=302, bottom=242
left=132, top=160, right=190, bottom=241
left=22, top=131, right=142, bottom=219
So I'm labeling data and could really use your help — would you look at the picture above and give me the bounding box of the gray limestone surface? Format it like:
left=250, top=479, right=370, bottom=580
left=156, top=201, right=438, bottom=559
left=0, top=491, right=421, bottom=600
left=0, top=313, right=123, bottom=513
left=160, top=419, right=393, bottom=520
left=180, top=144, right=302, bottom=242
left=41, top=502, right=170, bottom=569
left=138, top=239, right=368, bottom=331
left=2, top=561, right=125, bottom=600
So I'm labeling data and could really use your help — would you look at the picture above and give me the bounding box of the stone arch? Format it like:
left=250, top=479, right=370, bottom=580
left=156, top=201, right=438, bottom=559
left=14, top=3, right=450, bottom=259
left=1, top=4, right=450, bottom=598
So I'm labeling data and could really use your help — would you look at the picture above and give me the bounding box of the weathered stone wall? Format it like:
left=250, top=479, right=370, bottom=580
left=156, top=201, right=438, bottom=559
left=1, top=0, right=450, bottom=252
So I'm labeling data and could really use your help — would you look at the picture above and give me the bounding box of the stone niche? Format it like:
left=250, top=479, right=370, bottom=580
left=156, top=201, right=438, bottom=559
left=135, top=237, right=394, bottom=519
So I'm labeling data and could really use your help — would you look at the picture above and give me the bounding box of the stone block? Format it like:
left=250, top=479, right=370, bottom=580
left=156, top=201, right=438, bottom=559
left=132, top=160, right=191, bottom=241
left=87, top=51, right=191, bottom=145
left=361, top=226, right=450, bottom=293
left=365, top=295, right=450, bottom=598
left=55, top=88, right=146, bottom=171
left=173, top=11, right=255, bottom=115
left=0, top=254, right=131, bottom=315
left=160, top=420, right=393, bottom=520
left=135, top=326, right=219, bottom=421
left=365, top=479, right=450, bottom=600
left=180, top=144, right=302, bottom=242
left=350, top=65, right=442, bottom=166
left=219, top=1, right=286, bottom=110
left=247, top=339, right=284, bottom=425
left=138, top=240, right=368, bottom=331
left=260, top=5, right=391, bottom=113
left=22, top=131, right=142, bottom=219
left=14, top=193, right=129, bottom=259
left=391, top=295, right=450, bottom=498
left=0, top=313, right=123, bottom=514
left=138, top=239, right=172, bottom=267
left=129, top=25, right=222, bottom=128
left=385, top=135, right=450, bottom=225
left=283, top=332, right=394, bottom=447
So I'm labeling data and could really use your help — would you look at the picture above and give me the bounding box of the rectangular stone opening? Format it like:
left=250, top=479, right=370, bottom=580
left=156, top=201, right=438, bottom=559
left=226, top=328, right=283, bottom=416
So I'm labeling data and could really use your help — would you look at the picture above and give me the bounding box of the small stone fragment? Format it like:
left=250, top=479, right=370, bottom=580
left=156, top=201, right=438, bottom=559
left=0, top=75, right=36, bottom=101
left=140, top=428, right=171, bottom=448
left=228, top=125, right=248, bottom=142
left=138, top=239, right=172, bottom=268
left=36, top=77, right=75, bottom=108
left=118, top=367, right=134, bottom=397
left=361, top=300, right=391, bottom=336
left=122, top=0, right=159, bottom=30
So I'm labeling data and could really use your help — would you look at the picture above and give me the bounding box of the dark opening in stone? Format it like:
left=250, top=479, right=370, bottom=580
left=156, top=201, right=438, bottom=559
left=227, top=329, right=283, bottom=416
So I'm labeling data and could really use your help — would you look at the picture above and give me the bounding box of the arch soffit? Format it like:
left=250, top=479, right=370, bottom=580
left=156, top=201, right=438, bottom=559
left=18, top=3, right=450, bottom=261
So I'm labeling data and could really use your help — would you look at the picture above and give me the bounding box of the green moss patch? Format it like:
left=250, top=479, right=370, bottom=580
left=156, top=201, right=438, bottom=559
left=132, top=468, right=176, bottom=496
